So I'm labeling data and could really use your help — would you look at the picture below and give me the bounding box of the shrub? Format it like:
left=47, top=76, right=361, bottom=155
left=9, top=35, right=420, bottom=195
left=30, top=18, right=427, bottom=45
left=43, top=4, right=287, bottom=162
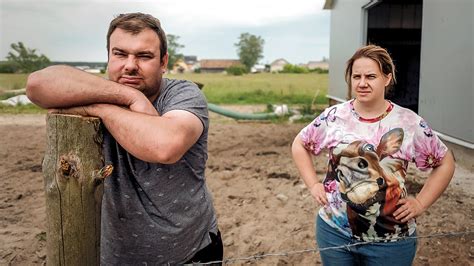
left=0, top=61, right=18, bottom=73
left=309, top=67, right=329, bottom=74
left=226, top=65, right=248, bottom=76
left=281, top=64, right=309, bottom=74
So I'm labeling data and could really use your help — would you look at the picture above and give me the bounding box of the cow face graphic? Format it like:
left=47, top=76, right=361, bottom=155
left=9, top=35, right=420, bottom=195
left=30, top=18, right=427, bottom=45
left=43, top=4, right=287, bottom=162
left=333, top=128, right=406, bottom=216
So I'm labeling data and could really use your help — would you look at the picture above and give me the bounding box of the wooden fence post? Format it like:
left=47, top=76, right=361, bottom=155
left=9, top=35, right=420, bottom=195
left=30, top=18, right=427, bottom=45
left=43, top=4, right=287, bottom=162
left=43, top=114, right=110, bottom=265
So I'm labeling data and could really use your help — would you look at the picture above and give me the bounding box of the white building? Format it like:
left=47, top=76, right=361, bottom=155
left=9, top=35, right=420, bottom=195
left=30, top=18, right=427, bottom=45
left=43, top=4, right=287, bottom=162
left=323, top=0, right=473, bottom=149
left=270, top=58, right=290, bottom=73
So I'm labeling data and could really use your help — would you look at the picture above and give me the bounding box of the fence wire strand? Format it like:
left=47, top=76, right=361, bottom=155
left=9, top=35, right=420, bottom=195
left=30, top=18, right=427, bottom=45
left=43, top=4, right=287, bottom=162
left=196, top=230, right=473, bottom=265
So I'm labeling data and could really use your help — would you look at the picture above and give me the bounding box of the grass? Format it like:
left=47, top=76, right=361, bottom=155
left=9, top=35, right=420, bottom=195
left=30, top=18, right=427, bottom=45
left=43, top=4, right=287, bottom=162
left=0, top=73, right=29, bottom=91
left=0, top=103, right=45, bottom=114
left=0, top=72, right=328, bottom=115
left=166, top=72, right=328, bottom=105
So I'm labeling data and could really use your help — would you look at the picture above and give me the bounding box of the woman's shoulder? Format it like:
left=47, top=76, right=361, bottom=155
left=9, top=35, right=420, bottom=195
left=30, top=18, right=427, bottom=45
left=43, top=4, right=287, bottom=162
left=321, top=100, right=352, bottom=116
left=390, top=103, right=424, bottom=123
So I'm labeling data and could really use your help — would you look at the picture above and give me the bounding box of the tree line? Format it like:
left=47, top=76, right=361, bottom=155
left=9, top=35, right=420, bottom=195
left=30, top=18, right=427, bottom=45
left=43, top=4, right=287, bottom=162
left=0, top=42, right=51, bottom=73
left=1, top=33, right=265, bottom=74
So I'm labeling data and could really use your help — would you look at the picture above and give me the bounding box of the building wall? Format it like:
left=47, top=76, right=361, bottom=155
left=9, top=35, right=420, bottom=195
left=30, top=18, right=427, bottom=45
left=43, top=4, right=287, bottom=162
left=327, top=0, right=372, bottom=102
left=419, top=0, right=473, bottom=144
left=327, top=0, right=473, bottom=146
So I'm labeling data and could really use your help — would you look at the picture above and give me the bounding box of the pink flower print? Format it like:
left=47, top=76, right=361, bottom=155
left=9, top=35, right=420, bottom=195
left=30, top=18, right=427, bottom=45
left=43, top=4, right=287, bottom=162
left=414, top=134, right=445, bottom=170
left=301, top=122, right=327, bottom=155
left=324, top=180, right=338, bottom=193
left=303, top=140, right=320, bottom=154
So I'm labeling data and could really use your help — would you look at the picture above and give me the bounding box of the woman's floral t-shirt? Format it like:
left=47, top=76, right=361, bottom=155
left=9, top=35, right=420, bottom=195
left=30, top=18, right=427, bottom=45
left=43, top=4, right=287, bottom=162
left=299, top=100, right=448, bottom=242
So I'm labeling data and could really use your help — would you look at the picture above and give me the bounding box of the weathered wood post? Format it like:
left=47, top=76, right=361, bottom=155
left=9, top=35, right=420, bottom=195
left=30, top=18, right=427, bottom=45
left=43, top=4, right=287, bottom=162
left=43, top=114, right=111, bottom=265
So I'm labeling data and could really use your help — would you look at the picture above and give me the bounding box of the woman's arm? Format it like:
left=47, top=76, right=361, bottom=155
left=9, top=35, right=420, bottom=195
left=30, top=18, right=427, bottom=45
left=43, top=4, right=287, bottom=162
left=394, top=151, right=455, bottom=222
left=291, top=136, right=328, bottom=205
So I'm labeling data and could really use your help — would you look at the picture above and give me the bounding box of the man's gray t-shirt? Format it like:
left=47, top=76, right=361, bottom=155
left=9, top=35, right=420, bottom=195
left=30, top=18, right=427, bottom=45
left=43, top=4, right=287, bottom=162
left=100, top=78, right=218, bottom=264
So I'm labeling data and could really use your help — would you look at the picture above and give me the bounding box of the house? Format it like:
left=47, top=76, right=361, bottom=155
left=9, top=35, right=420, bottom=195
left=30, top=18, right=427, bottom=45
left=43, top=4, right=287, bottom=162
left=171, top=55, right=199, bottom=74
left=323, top=0, right=473, bottom=149
left=184, top=55, right=198, bottom=66
left=270, top=58, right=290, bottom=72
left=306, top=59, right=329, bottom=70
left=171, top=58, right=190, bottom=74
left=198, top=59, right=241, bottom=73
left=251, top=64, right=266, bottom=73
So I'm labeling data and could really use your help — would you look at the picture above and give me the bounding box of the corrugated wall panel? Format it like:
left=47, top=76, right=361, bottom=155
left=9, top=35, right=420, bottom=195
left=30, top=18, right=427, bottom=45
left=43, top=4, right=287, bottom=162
left=327, top=0, right=372, bottom=102
left=419, top=0, right=474, bottom=144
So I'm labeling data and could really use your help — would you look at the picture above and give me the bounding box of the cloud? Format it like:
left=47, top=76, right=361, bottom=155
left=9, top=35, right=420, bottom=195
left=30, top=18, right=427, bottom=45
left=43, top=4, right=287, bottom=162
left=153, top=0, right=326, bottom=27
left=0, top=0, right=329, bottom=62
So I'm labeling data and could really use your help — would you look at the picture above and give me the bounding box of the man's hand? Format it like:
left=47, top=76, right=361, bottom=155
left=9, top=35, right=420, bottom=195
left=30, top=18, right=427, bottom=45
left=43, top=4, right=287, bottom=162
left=393, top=196, right=426, bottom=223
left=49, top=98, right=158, bottom=118
left=49, top=104, right=101, bottom=117
left=128, top=97, right=159, bottom=116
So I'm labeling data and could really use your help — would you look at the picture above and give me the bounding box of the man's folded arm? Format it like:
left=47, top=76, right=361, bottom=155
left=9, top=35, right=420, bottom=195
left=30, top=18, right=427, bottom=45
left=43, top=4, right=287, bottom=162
left=66, top=104, right=203, bottom=164
left=26, top=65, right=144, bottom=109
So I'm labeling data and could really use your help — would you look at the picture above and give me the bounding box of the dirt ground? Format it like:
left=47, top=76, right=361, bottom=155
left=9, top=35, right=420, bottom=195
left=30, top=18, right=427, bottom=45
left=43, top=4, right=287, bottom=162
left=0, top=111, right=472, bottom=265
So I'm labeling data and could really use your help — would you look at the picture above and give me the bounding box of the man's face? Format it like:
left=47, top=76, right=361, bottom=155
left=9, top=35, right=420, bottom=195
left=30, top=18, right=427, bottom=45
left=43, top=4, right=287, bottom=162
left=107, top=28, right=168, bottom=100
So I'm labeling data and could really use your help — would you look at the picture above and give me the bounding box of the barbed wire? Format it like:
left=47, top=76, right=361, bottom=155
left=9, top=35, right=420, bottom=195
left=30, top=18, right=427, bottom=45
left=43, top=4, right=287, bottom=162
left=197, top=230, right=474, bottom=265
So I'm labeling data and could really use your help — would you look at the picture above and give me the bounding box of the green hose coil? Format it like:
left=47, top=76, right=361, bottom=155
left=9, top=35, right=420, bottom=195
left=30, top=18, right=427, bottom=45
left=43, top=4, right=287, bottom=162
left=207, top=103, right=278, bottom=120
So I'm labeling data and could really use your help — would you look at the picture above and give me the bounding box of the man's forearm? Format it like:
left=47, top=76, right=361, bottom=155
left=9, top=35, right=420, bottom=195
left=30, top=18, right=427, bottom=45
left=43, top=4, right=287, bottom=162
left=26, top=65, right=141, bottom=109
left=80, top=104, right=202, bottom=164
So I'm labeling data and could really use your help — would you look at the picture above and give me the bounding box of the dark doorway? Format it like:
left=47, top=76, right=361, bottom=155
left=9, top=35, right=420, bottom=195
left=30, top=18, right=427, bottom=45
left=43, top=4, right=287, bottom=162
left=366, top=0, right=422, bottom=113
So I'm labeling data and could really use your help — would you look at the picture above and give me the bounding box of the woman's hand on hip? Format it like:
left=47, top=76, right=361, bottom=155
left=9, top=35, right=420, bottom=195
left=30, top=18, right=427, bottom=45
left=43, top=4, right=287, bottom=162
left=394, top=197, right=426, bottom=223
left=310, top=183, right=328, bottom=206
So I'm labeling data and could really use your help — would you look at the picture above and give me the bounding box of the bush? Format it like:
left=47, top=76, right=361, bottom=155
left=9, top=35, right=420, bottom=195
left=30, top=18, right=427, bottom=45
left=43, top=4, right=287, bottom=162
left=281, top=64, right=309, bottom=74
left=0, top=61, right=19, bottom=73
left=309, top=67, right=329, bottom=74
left=226, top=65, right=248, bottom=76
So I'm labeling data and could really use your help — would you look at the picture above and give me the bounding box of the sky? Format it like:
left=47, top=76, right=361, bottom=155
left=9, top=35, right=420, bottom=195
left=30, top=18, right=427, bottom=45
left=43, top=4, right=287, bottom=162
left=0, top=0, right=330, bottom=65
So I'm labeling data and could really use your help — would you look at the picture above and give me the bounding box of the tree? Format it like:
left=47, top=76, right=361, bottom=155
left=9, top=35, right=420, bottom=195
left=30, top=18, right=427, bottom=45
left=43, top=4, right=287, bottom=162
left=6, top=42, right=51, bottom=73
left=234, top=33, right=264, bottom=71
left=166, top=34, right=184, bottom=70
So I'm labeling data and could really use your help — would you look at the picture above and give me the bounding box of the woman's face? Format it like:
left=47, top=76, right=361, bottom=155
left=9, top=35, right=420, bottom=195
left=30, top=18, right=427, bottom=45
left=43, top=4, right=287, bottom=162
left=351, top=57, right=392, bottom=104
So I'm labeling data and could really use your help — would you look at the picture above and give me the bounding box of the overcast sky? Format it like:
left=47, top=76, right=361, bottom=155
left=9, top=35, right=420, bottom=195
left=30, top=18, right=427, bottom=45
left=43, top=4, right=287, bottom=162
left=0, top=0, right=330, bottom=65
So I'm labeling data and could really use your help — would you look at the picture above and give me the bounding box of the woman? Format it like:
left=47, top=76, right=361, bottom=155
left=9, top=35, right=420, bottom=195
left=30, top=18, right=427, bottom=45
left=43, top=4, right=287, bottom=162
left=291, top=45, right=455, bottom=265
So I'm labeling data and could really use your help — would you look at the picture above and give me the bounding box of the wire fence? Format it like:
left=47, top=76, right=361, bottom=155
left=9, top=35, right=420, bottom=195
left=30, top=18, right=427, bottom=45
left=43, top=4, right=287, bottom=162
left=198, top=230, right=474, bottom=265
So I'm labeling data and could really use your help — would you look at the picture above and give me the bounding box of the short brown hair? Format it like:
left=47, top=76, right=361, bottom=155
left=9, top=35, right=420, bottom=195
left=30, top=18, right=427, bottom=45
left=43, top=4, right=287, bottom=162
left=345, top=45, right=396, bottom=99
left=106, top=13, right=167, bottom=60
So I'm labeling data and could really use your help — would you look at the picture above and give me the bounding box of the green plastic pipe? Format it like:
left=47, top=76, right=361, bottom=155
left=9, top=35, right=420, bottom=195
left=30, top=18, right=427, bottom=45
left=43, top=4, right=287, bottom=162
left=207, top=103, right=279, bottom=120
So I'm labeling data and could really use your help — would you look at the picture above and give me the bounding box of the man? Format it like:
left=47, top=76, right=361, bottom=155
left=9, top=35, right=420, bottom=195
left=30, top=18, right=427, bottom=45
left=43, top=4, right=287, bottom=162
left=26, top=13, right=222, bottom=264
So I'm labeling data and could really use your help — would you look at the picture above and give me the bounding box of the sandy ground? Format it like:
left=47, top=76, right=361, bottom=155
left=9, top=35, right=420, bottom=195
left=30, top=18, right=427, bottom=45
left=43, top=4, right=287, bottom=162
left=0, top=110, right=472, bottom=265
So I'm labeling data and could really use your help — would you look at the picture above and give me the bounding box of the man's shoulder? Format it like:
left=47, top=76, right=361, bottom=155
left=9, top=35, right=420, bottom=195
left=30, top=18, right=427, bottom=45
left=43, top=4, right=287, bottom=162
left=160, top=78, right=205, bottom=103
left=163, top=78, right=199, bottom=91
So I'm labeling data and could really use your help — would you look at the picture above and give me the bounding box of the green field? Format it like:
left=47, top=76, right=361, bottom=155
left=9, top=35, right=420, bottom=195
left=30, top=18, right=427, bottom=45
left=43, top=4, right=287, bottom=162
left=0, top=73, right=29, bottom=92
left=0, top=72, right=328, bottom=114
left=166, top=73, right=328, bottom=105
